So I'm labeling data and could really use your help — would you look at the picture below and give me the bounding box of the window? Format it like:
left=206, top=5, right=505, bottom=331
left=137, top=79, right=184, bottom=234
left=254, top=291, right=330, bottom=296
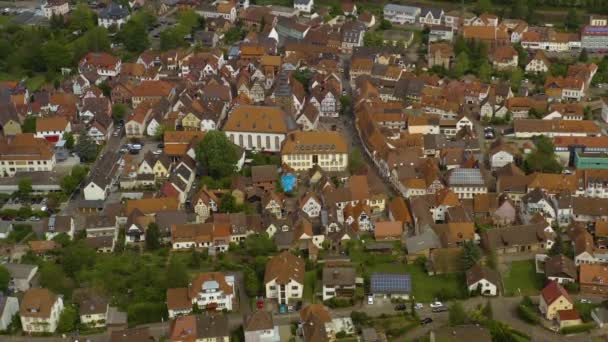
left=291, top=286, right=299, bottom=290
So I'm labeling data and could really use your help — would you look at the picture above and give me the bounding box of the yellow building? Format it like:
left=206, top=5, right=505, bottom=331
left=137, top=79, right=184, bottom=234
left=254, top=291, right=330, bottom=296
left=539, top=281, right=573, bottom=320
left=281, top=131, right=348, bottom=172
left=181, top=112, right=201, bottom=131
left=0, top=134, right=55, bottom=177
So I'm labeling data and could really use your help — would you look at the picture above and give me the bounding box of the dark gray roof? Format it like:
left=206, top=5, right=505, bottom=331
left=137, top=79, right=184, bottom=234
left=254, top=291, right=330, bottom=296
left=196, top=315, right=229, bottom=339
left=405, top=229, right=440, bottom=254
left=4, top=263, right=37, bottom=280
left=421, top=7, right=443, bottom=18
left=322, top=267, right=356, bottom=286
left=98, top=3, right=129, bottom=20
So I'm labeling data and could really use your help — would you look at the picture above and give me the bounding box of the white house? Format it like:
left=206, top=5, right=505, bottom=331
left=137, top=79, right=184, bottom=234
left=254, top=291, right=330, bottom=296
left=264, top=252, right=305, bottom=305
left=322, top=267, right=356, bottom=301
left=224, top=105, right=297, bottom=152
left=97, top=3, right=130, bottom=28
left=42, top=0, right=69, bottom=18
left=35, top=117, right=71, bottom=145
left=78, top=296, right=108, bottom=328
left=42, top=215, right=75, bottom=241
left=4, top=263, right=38, bottom=293
left=189, top=272, right=235, bottom=311
left=419, top=8, right=443, bottom=26
left=293, top=0, right=313, bottom=13
left=244, top=310, right=281, bottom=342
left=0, top=296, right=19, bottom=331
left=383, top=4, right=420, bottom=24
left=466, top=265, right=500, bottom=296
left=20, top=288, right=64, bottom=333
left=526, top=51, right=550, bottom=73
left=300, top=193, right=322, bottom=218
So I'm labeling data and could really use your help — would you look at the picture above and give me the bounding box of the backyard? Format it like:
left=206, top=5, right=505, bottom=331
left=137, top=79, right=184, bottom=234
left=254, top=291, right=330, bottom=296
left=503, top=260, right=545, bottom=296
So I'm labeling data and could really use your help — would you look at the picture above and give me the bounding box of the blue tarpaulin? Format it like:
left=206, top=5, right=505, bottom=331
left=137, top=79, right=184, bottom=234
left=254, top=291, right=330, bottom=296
left=281, top=173, right=296, bottom=192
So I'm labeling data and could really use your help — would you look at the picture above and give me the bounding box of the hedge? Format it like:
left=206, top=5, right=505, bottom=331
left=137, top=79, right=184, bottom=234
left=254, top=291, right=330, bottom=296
left=517, top=304, right=540, bottom=324
left=560, top=322, right=595, bottom=335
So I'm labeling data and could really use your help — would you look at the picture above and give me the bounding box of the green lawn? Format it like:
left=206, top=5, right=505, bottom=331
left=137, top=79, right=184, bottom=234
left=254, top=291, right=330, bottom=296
left=404, top=264, right=466, bottom=303
left=504, top=260, right=545, bottom=296
left=304, top=270, right=317, bottom=303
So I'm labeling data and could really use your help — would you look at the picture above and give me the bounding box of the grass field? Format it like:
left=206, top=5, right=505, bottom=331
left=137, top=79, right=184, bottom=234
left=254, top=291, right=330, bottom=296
left=504, top=260, right=545, bottom=296
left=304, top=270, right=317, bottom=303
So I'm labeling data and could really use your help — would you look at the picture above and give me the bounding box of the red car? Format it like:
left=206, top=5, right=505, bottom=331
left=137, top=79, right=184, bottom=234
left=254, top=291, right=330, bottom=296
left=256, top=299, right=264, bottom=309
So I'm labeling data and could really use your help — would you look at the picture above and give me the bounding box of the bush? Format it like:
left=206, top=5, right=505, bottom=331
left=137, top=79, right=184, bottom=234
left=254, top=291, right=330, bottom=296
left=325, top=297, right=353, bottom=308
left=350, top=311, right=369, bottom=325
left=127, top=302, right=167, bottom=326
left=560, top=322, right=595, bottom=335
left=517, top=303, right=540, bottom=324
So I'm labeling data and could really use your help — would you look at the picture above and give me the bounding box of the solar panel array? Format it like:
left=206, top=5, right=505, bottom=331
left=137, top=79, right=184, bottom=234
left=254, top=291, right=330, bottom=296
left=583, top=26, right=608, bottom=35
left=449, top=168, right=484, bottom=185
left=370, top=273, right=412, bottom=294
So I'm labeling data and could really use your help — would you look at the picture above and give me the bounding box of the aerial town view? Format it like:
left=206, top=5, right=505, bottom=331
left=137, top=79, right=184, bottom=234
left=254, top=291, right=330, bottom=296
left=3, top=0, right=608, bottom=341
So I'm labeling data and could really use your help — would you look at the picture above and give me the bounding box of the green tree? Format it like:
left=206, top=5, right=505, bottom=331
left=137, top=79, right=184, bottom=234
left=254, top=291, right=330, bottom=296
left=167, top=257, right=189, bottom=288
left=378, top=19, right=392, bottom=30
left=39, top=262, right=75, bottom=297
left=462, top=241, right=482, bottom=270
left=523, top=136, right=562, bottom=174
left=510, top=68, right=524, bottom=92
left=224, top=26, right=245, bottom=45
left=195, top=131, right=240, bottom=178
left=74, top=130, right=98, bottom=162
left=42, top=40, right=72, bottom=72
left=22, top=116, right=36, bottom=133
left=0, top=265, right=9, bottom=292
left=118, top=19, right=150, bottom=53
left=178, top=10, right=201, bottom=32
left=63, top=132, right=75, bottom=149
left=18, top=177, right=32, bottom=199
left=363, top=31, right=383, bottom=47
left=548, top=227, right=563, bottom=256
left=579, top=48, right=589, bottom=62
left=69, top=4, right=96, bottom=32
left=511, top=0, right=528, bottom=19
left=348, top=148, right=365, bottom=174
left=476, top=0, right=492, bottom=14
left=565, top=9, right=580, bottom=32
left=514, top=43, right=528, bottom=68
left=219, top=193, right=239, bottom=213
left=61, top=242, right=96, bottom=277
left=57, top=305, right=78, bottom=333
left=478, top=61, right=492, bottom=83
left=243, top=234, right=277, bottom=255
left=112, top=104, right=128, bottom=123
left=449, top=302, right=467, bottom=326
left=453, top=52, right=470, bottom=78
left=145, top=223, right=161, bottom=251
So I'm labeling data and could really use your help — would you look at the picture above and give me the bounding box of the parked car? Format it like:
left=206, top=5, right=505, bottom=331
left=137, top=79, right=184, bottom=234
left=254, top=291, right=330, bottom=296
left=420, top=317, right=433, bottom=325
left=415, top=303, right=424, bottom=310
left=367, top=296, right=374, bottom=305
left=256, top=298, right=264, bottom=309
left=580, top=298, right=591, bottom=304
left=394, top=304, right=407, bottom=311
left=29, top=216, right=40, bottom=222
left=431, top=306, right=448, bottom=313
left=429, top=301, right=443, bottom=308
left=152, top=150, right=162, bottom=155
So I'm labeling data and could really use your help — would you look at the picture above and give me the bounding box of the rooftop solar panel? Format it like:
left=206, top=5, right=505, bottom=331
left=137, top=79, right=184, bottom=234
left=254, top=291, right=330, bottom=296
left=448, top=168, right=484, bottom=185
left=370, top=273, right=412, bottom=294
